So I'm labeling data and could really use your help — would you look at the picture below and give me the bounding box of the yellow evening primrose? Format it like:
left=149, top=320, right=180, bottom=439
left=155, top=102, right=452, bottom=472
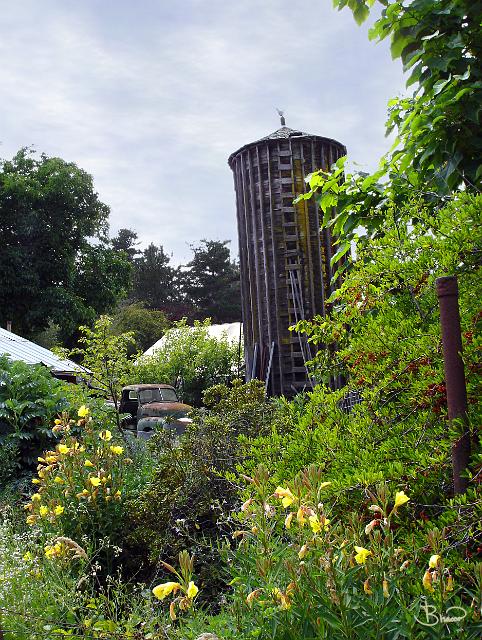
left=54, top=476, right=64, bottom=484
left=84, top=460, right=94, bottom=468
left=23, top=551, right=32, bottom=562
left=26, top=515, right=37, bottom=525
left=241, top=498, right=253, bottom=512
left=54, top=505, right=65, bottom=516
left=58, top=444, right=70, bottom=455
left=152, top=581, right=181, bottom=600
left=54, top=418, right=62, bottom=425
left=446, top=574, right=454, bottom=592
left=429, top=554, right=441, bottom=569
left=354, top=546, right=372, bottom=565
left=394, top=491, right=410, bottom=509
left=78, top=405, right=90, bottom=418
left=110, top=445, right=124, bottom=455
left=383, top=579, right=389, bottom=598
left=296, top=506, right=306, bottom=526
left=246, top=589, right=262, bottom=607
left=274, top=486, right=296, bottom=508
left=32, top=478, right=40, bottom=484
left=285, top=512, right=294, bottom=529
left=423, top=570, right=434, bottom=592
left=39, top=505, right=49, bottom=517
left=298, top=544, right=309, bottom=560
left=309, top=514, right=330, bottom=533
left=186, top=581, right=199, bottom=599
left=90, top=477, right=101, bottom=487
left=31, top=493, right=41, bottom=502
left=99, top=430, right=113, bottom=442
left=363, top=578, right=372, bottom=594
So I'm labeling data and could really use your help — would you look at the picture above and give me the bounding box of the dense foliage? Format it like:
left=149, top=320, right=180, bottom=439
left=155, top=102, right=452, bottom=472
left=0, top=149, right=132, bottom=342
left=298, top=0, right=482, bottom=256
left=134, top=319, right=241, bottom=405
left=0, top=356, right=68, bottom=481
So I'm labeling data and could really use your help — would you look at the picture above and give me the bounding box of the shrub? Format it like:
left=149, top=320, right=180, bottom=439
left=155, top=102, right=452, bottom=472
left=133, top=319, right=241, bottom=406
left=23, top=406, right=131, bottom=566
left=225, top=465, right=482, bottom=639
left=0, top=355, right=69, bottom=478
left=123, top=380, right=284, bottom=601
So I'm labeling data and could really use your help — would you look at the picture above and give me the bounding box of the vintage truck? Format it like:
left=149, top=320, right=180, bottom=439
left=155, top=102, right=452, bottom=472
left=119, top=384, right=192, bottom=439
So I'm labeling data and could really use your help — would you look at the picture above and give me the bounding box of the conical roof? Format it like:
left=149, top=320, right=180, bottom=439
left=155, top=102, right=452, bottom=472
left=228, top=126, right=345, bottom=167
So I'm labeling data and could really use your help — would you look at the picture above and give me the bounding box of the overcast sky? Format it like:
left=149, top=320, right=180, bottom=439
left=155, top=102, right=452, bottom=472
left=0, top=0, right=406, bottom=264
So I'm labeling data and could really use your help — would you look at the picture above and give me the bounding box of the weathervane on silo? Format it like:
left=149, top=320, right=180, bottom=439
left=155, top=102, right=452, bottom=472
left=276, top=108, right=286, bottom=126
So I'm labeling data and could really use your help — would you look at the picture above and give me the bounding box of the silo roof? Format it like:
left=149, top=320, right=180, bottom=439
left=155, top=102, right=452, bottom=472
left=228, top=126, right=345, bottom=166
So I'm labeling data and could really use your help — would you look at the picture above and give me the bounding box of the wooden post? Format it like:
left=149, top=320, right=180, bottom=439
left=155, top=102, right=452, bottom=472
left=436, top=276, right=471, bottom=494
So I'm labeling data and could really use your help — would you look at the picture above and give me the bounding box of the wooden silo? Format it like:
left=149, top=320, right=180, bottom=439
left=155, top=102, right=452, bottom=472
left=228, top=121, right=346, bottom=396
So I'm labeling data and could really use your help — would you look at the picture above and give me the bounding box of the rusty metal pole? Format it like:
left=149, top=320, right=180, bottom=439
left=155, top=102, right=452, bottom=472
left=436, top=276, right=471, bottom=494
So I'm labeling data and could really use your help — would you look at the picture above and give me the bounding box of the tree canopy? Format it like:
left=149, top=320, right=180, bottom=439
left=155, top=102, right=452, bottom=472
left=0, top=149, right=131, bottom=340
left=299, top=0, right=482, bottom=257
left=182, top=240, right=241, bottom=323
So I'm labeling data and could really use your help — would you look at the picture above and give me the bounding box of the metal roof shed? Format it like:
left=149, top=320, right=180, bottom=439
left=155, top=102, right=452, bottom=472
left=0, top=327, right=87, bottom=382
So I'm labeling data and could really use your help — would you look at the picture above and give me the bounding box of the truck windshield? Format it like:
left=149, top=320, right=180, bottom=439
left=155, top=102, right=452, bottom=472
left=138, top=388, right=179, bottom=404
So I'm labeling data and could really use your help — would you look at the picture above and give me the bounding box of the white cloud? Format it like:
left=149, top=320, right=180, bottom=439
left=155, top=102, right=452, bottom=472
left=0, top=0, right=406, bottom=263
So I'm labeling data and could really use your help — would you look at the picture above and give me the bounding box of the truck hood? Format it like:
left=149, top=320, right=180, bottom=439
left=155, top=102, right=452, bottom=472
left=138, top=402, right=192, bottom=418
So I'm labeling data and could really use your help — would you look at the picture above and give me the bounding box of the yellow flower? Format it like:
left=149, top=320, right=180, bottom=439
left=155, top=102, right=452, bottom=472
left=446, top=574, right=454, bottom=592
left=54, top=418, right=63, bottom=425
left=354, top=546, right=372, bottom=565
left=363, top=578, right=372, bottom=595
left=32, top=478, right=40, bottom=484
left=84, top=460, right=94, bottom=467
left=31, top=493, right=41, bottom=502
left=296, top=506, right=306, bottom=526
left=274, top=486, right=296, bottom=508
left=23, top=551, right=32, bottom=562
left=309, top=514, right=330, bottom=533
left=78, top=405, right=90, bottom=418
left=26, top=515, right=37, bottom=525
left=110, top=445, right=124, bottom=455
left=152, top=582, right=181, bottom=600
left=54, top=505, right=64, bottom=516
left=186, top=581, right=199, bottom=599
left=383, top=579, right=389, bottom=598
left=89, top=477, right=101, bottom=487
left=428, top=554, right=441, bottom=569
left=241, top=498, right=253, bottom=512
left=114, top=490, right=122, bottom=499
left=58, top=444, right=70, bottom=455
left=39, top=505, right=48, bottom=517
left=246, top=589, right=262, bottom=607
left=298, top=544, right=309, bottom=559
left=54, top=476, right=64, bottom=484
left=394, top=491, right=410, bottom=509
left=38, top=457, right=46, bottom=463
left=285, top=512, right=294, bottom=529
left=46, top=455, right=58, bottom=464
left=423, top=570, right=434, bottom=592
left=99, top=430, right=112, bottom=442
left=169, top=601, right=177, bottom=620
left=273, top=587, right=291, bottom=610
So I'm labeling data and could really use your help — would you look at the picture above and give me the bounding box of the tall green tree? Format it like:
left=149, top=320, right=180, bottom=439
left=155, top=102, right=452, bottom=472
left=0, top=148, right=131, bottom=339
left=182, top=240, right=241, bottom=323
left=110, top=302, right=169, bottom=352
left=132, top=243, right=177, bottom=309
left=111, top=228, right=140, bottom=263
